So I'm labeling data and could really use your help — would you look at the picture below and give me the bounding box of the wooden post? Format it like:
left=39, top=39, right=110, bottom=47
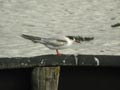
left=32, top=66, right=60, bottom=90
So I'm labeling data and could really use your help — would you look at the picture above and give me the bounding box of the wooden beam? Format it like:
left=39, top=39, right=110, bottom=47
left=32, top=66, right=60, bottom=90
left=0, top=55, right=120, bottom=69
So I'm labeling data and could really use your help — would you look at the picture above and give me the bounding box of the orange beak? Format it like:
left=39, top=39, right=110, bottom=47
left=75, top=40, right=80, bottom=43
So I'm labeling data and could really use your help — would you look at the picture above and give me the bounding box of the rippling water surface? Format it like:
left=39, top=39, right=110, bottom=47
left=0, top=0, right=120, bottom=57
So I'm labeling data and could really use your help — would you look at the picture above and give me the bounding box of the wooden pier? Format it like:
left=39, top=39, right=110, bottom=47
left=0, top=54, right=120, bottom=90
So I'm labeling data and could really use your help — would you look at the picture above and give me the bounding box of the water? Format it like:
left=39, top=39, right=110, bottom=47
left=0, top=0, right=120, bottom=57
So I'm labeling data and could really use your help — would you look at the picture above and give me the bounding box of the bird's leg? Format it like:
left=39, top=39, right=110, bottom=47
left=56, top=49, right=61, bottom=56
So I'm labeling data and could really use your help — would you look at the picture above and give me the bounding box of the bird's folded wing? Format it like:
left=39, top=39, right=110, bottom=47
left=43, top=39, right=67, bottom=47
left=21, top=34, right=42, bottom=43
left=21, top=34, right=67, bottom=46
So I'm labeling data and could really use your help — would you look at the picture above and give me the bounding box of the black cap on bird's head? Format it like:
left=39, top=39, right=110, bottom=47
left=66, top=36, right=74, bottom=40
left=66, top=36, right=80, bottom=43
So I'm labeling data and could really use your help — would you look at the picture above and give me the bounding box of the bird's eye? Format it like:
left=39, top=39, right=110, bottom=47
left=73, top=38, right=75, bottom=41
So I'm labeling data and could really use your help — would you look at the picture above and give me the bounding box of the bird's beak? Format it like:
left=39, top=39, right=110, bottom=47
left=75, top=40, right=80, bottom=43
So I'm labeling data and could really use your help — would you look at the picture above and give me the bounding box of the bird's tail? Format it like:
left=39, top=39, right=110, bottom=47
left=21, top=34, right=42, bottom=43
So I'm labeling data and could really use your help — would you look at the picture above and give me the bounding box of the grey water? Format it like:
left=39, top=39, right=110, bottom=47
left=0, top=0, right=120, bottom=57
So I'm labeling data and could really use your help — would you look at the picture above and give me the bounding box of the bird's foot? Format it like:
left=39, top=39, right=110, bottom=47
left=56, top=49, right=61, bottom=56
left=57, top=53, right=61, bottom=56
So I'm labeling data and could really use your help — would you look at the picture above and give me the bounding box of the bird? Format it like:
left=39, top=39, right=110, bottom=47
left=21, top=34, right=80, bottom=56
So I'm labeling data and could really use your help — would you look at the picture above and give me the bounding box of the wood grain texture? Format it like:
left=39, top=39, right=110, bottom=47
left=0, top=55, right=120, bottom=69
left=32, top=67, right=60, bottom=90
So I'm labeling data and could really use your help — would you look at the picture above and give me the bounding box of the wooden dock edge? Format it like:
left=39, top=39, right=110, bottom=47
left=0, top=54, right=120, bottom=69
left=0, top=54, right=120, bottom=90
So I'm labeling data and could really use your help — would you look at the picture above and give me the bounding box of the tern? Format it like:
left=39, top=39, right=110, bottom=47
left=21, top=34, right=80, bottom=56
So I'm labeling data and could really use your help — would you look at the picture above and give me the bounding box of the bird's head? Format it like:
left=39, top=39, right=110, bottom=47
left=66, top=36, right=80, bottom=43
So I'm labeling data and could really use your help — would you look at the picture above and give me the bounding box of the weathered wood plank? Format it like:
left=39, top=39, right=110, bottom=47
left=0, top=55, right=120, bottom=69
left=32, top=67, right=60, bottom=90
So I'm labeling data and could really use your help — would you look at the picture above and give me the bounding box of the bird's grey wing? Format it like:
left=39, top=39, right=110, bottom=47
left=43, top=38, right=67, bottom=47
left=21, top=34, right=67, bottom=46
left=21, top=34, right=42, bottom=43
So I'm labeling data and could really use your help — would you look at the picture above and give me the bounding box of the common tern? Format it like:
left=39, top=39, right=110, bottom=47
left=21, top=34, right=80, bottom=56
